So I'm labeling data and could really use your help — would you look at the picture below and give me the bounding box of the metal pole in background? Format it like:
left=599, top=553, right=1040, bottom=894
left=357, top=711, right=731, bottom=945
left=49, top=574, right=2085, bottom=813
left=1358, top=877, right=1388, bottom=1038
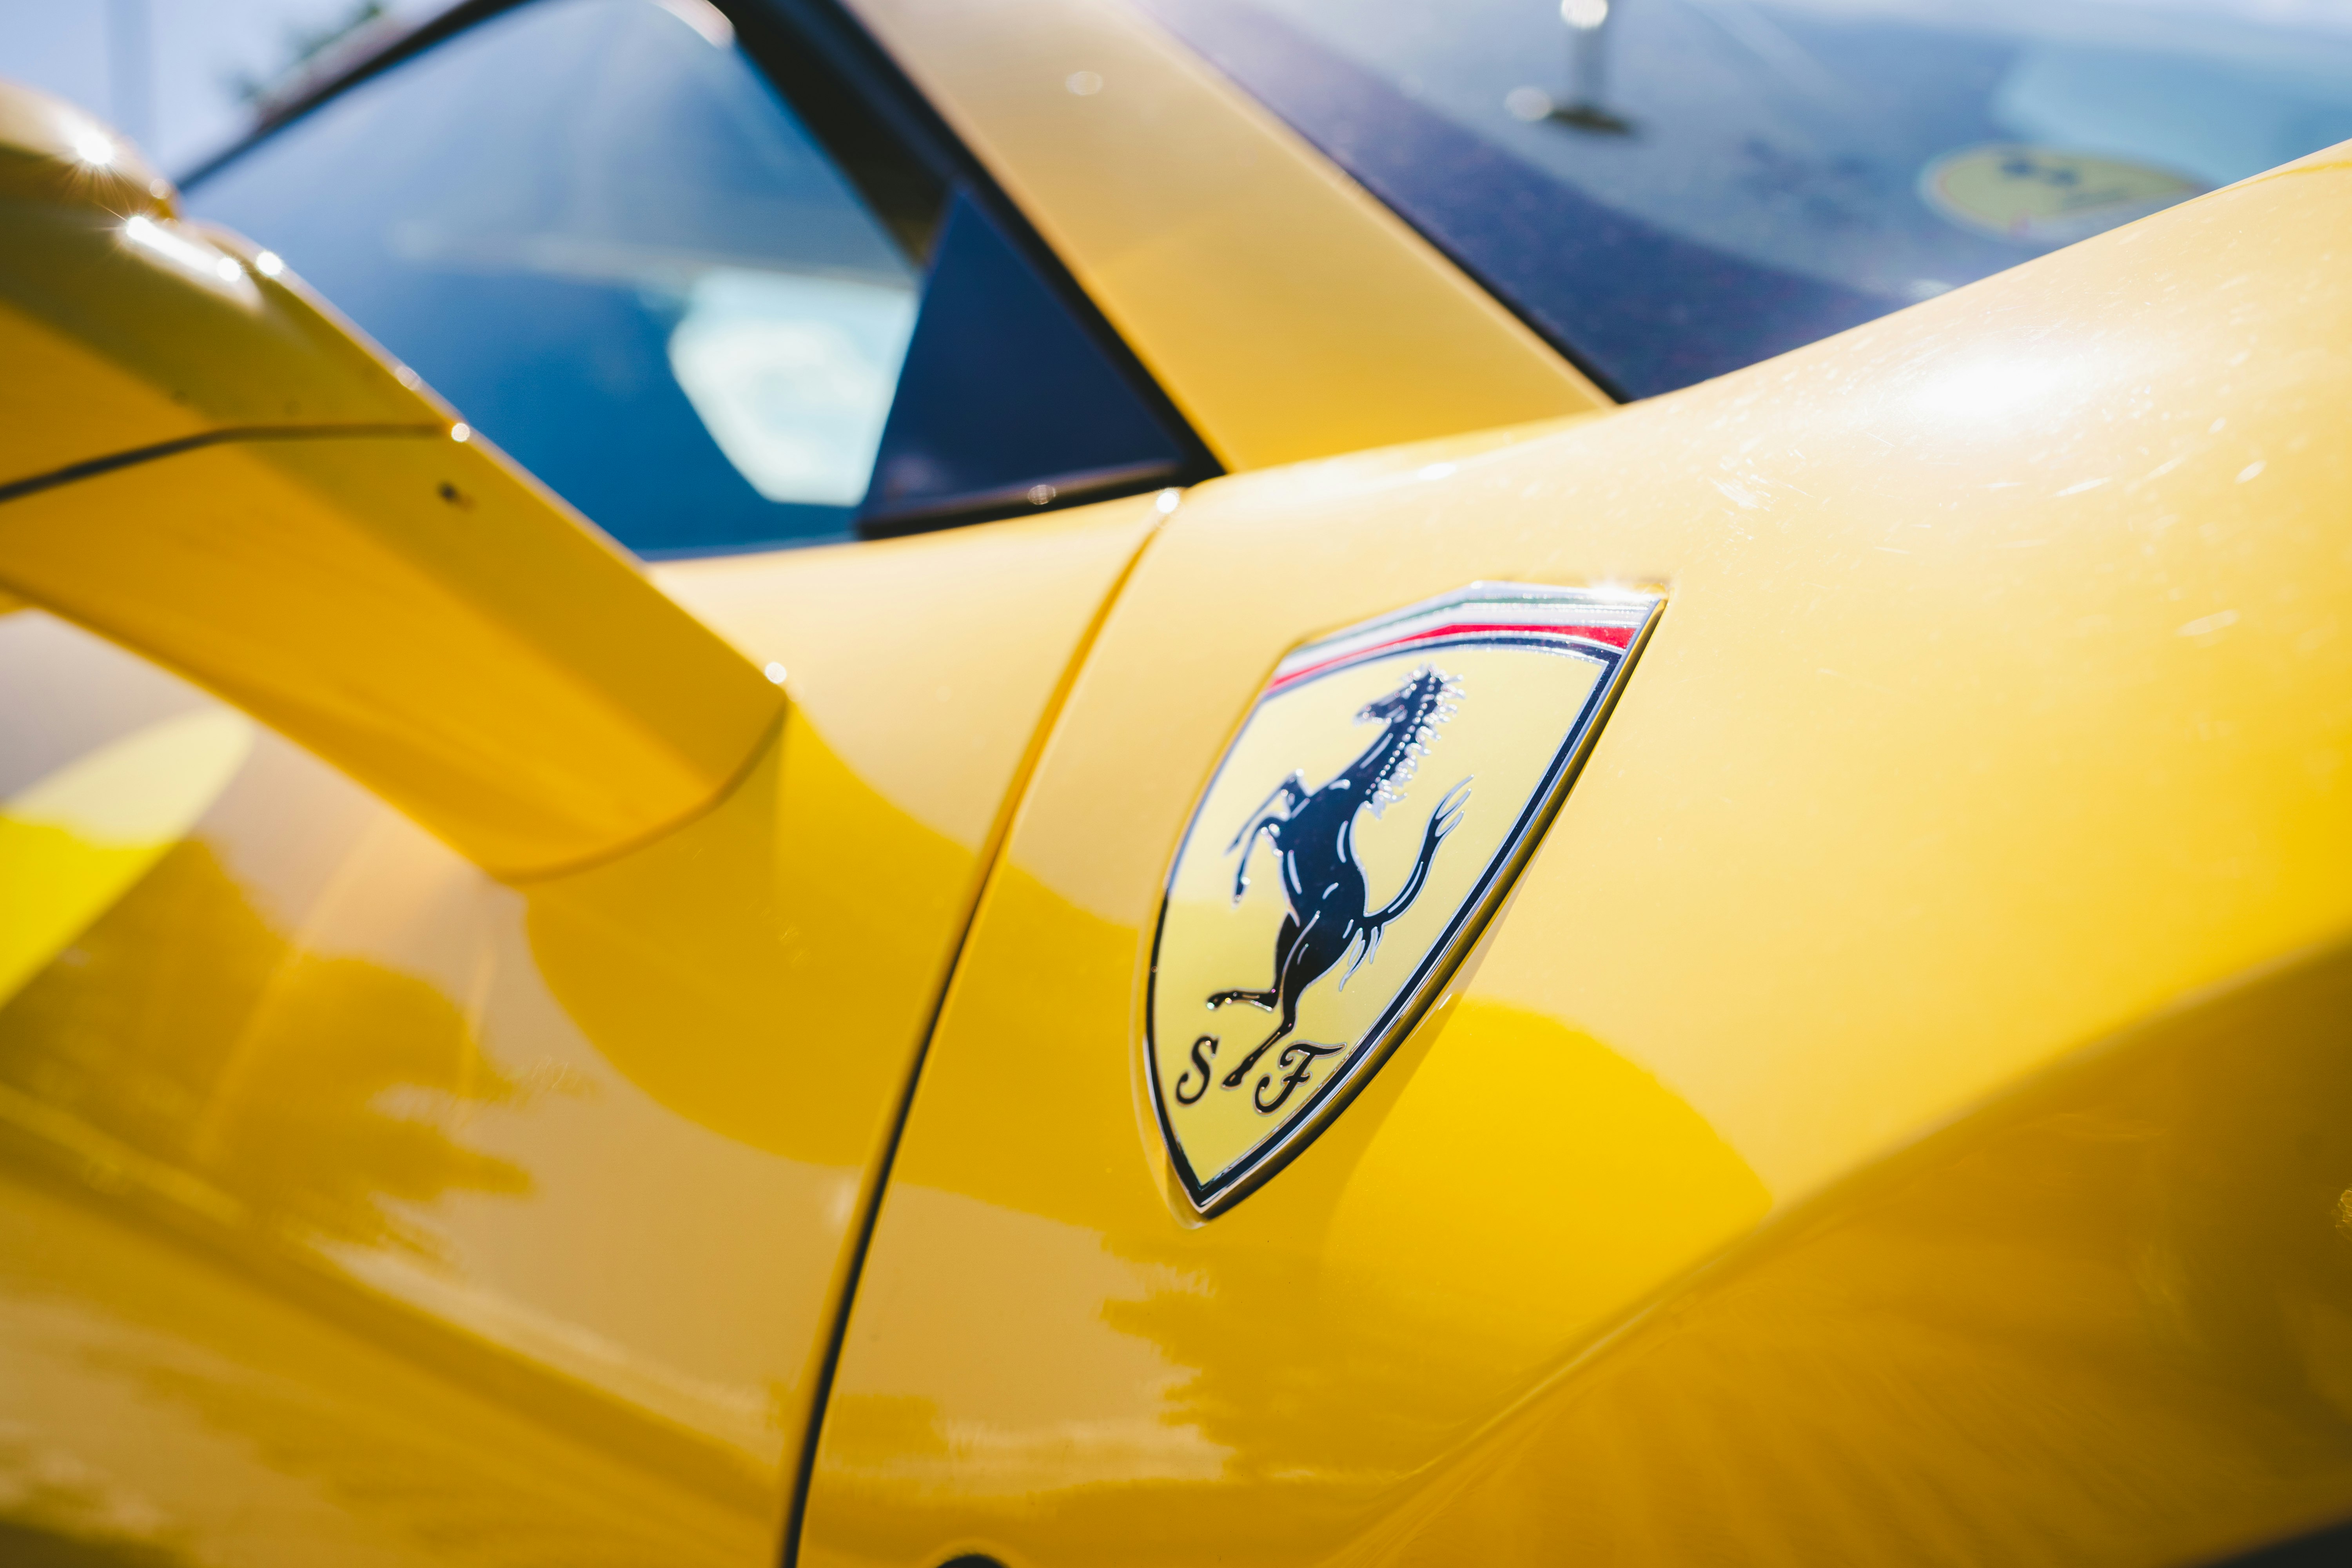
left=1555, top=0, right=1631, bottom=134
left=108, top=0, right=153, bottom=148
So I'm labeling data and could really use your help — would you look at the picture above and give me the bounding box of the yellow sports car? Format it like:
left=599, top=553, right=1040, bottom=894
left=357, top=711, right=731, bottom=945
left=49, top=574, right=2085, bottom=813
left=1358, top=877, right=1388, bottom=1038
left=5, top=0, right=2352, bottom=1562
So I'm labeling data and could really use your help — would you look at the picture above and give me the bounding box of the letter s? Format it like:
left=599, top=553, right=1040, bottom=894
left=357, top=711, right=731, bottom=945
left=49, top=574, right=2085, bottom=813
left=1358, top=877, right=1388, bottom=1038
left=1173, top=1035, right=1218, bottom=1104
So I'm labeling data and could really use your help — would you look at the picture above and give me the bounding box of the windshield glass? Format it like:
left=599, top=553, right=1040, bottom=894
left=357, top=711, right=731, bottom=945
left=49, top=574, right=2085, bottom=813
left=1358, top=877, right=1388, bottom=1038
left=1139, top=0, right=2352, bottom=397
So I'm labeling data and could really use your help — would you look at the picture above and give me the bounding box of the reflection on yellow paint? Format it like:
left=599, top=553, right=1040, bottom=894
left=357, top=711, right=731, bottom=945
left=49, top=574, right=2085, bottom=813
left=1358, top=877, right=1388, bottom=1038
left=0, top=830, right=740, bottom=1566
left=0, top=834, right=528, bottom=1250
left=0, top=623, right=804, bottom=1563
left=806, top=872, right=1768, bottom=1566
left=808, top=143, right=2352, bottom=1557
left=651, top=492, right=1165, bottom=855
left=1322, top=1000, right=1769, bottom=1361
left=524, top=710, right=967, bottom=1167
left=0, top=707, right=252, bottom=1005
left=0, top=713, right=851, bottom=1558
left=1378, top=943, right=2352, bottom=1565
left=0, top=1169, right=779, bottom=1568
left=0, top=479, right=1161, bottom=1562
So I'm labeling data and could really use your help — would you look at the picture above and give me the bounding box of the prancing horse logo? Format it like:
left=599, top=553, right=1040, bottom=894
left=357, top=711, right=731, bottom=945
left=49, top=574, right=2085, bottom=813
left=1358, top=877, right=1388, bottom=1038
left=1174, top=666, right=1472, bottom=1117
left=1147, top=583, right=1663, bottom=1214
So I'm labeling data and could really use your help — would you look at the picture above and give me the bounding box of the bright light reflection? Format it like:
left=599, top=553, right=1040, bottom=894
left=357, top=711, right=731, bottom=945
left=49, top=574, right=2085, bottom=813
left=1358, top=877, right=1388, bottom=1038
left=69, top=130, right=114, bottom=166
left=254, top=250, right=284, bottom=278
left=1910, top=354, right=2081, bottom=424
left=1562, top=0, right=1609, bottom=29
left=451, top=423, right=471, bottom=443
left=121, top=215, right=259, bottom=303
left=667, top=269, right=917, bottom=506
left=652, top=0, right=733, bottom=47
left=763, top=662, right=788, bottom=684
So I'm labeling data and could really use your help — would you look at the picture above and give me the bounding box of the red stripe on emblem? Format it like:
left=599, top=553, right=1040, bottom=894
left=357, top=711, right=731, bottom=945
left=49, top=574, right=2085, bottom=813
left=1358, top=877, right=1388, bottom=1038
left=1265, top=621, right=1634, bottom=695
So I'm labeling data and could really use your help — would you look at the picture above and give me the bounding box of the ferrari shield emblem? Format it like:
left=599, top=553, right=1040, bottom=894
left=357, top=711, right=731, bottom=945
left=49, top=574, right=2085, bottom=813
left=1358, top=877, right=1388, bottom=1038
left=1147, top=583, right=1662, bottom=1213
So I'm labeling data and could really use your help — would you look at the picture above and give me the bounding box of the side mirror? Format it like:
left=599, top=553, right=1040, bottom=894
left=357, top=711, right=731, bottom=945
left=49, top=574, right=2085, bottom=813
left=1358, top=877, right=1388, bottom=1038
left=0, top=85, right=782, bottom=878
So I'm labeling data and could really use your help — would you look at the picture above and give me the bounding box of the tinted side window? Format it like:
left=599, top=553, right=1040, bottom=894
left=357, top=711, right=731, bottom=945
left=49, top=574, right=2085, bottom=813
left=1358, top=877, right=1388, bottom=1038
left=857, top=192, right=1203, bottom=536
left=187, top=0, right=1208, bottom=555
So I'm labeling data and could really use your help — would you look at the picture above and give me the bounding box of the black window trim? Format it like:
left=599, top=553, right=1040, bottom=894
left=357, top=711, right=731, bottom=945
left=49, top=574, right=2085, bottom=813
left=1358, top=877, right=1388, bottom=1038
left=181, top=0, right=1224, bottom=547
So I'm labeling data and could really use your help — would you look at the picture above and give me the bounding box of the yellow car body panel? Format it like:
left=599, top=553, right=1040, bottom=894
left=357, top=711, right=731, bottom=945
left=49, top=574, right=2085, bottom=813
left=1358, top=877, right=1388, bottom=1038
left=0, top=444, right=1161, bottom=1560
left=0, top=87, right=451, bottom=492
left=3, top=2, right=2352, bottom=1554
left=0, top=433, right=785, bottom=878
left=838, top=0, right=1610, bottom=471
left=0, top=136, right=786, bottom=879
left=796, top=151, right=2352, bottom=1564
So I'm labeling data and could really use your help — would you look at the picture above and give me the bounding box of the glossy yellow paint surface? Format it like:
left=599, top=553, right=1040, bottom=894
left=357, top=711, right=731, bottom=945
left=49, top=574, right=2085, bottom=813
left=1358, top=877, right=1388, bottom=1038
left=0, top=81, right=174, bottom=214
left=0, top=88, right=786, bottom=878
left=2, top=69, right=1200, bottom=1565
left=652, top=496, right=1165, bottom=860
left=0, top=85, right=441, bottom=491
left=800, top=149, right=2352, bottom=1563
left=1375, top=943, right=2352, bottom=1566
left=0, top=705, right=254, bottom=1002
left=0, top=477, right=1164, bottom=1564
left=840, top=0, right=1607, bottom=471
left=9, top=29, right=2352, bottom=1563
left=0, top=432, right=784, bottom=878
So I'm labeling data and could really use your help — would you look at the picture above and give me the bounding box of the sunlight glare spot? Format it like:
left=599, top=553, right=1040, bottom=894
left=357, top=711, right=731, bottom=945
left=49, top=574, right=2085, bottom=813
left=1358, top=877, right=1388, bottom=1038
left=1912, top=355, right=2076, bottom=423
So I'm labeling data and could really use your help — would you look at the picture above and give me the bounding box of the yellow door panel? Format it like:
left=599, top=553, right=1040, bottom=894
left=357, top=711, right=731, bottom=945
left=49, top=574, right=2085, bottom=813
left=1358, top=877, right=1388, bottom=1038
left=840, top=0, right=1607, bottom=472
left=0, top=484, right=1165, bottom=1564
left=799, top=149, right=2352, bottom=1563
left=1373, top=943, right=2352, bottom=1568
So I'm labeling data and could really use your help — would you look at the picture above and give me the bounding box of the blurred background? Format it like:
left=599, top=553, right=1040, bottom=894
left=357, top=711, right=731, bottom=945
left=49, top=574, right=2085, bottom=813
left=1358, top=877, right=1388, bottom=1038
left=0, top=0, right=442, bottom=172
